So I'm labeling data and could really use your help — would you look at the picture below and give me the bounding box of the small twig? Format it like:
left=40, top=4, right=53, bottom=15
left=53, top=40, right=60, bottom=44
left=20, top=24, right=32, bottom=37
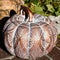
left=0, top=56, right=15, bottom=60
left=56, top=47, right=60, bottom=50
left=56, top=44, right=60, bottom=47
left=45, top=54, right=53, bottom=60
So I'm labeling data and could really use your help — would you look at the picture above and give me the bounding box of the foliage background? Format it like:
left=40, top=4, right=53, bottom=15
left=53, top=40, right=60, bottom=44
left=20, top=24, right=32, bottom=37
left=24, top=0, right=60, bottom=16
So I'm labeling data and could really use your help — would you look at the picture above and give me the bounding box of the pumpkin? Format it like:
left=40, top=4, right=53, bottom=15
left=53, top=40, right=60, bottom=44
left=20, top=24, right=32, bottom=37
left=3, top=5, right=57, bottom=60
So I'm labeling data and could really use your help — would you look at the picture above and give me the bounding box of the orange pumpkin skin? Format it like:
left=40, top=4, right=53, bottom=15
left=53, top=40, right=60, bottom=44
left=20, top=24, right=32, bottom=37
left=3, top=6, right=57, bottom=60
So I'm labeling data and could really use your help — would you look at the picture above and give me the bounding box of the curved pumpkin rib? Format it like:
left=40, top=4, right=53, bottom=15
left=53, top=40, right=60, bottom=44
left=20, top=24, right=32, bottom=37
left=14, top=36, right=27, bottom=52
left=13, top=24, right=29, bottom=59
left=4, top=32, right=15, bottom=55
left=5, top=24, right=16, bottom=32
left=5, top=32, right=11, bottom=47
left=4, top=20, right=24, bottom=55
left=3, top=23, right=11, bottom=32
left=3, top=16, right=16, bottom=32
left=48, top=25, right=57, bottom=46
left=42, top=23, right=57, bottom=52
left=43, top=24, right=54, bottom=52
left=38, top=24, right=45, bottom=51
left=38, top=23, right=52, bottom=54
left=4, top=13, right=25, bottom=54
left=38, top=23, right=47, bottom=50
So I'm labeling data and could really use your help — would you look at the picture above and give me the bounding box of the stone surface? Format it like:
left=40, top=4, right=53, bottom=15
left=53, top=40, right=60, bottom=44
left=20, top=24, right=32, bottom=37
left=0, top=0, right=24, bottom=20
left=49, top=15, right=60, bottom=34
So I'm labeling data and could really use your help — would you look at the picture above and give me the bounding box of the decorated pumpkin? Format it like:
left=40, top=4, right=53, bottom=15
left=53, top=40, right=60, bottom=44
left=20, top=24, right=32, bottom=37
left=3, top=5, right=57, bottom=60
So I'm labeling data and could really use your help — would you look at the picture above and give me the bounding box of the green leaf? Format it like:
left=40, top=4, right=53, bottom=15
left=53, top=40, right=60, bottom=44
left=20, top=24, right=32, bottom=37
left=46, top=4, right=55, bottom=13
left=30, top=3, right=35, bottom=12
left=45, top=0, right=52, bottom=4
left=57, top=34, right=60, bottom=38
left=30, top=0, right=39, bottom=5
left=24, top=0, right=60, bottom=16
left=34, top=5, right=43, bottom=14
left=55, top=11, right=60, bottom=16
left=58, top=5, right=60, bottom=12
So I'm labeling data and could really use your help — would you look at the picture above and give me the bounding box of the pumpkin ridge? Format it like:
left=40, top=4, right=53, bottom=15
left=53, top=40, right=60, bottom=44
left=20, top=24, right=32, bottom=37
left=38, top=23, right=52, bottom=54
left=27, top=22, right=31, bottom=58
left=5, top=33, right=12, bottom=47
left=38, top=24, right=44, bottom=51
left=43, top=24, right=54, bottom=51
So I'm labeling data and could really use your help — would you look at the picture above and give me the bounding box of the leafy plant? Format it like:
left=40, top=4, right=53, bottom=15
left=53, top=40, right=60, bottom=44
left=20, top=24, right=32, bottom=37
left=24, top=0, right=60, bottom=16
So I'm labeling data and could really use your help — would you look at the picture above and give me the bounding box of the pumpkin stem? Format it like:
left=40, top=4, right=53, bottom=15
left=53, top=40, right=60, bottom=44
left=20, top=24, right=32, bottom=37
left=20, top=5, right=33, bottom=22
